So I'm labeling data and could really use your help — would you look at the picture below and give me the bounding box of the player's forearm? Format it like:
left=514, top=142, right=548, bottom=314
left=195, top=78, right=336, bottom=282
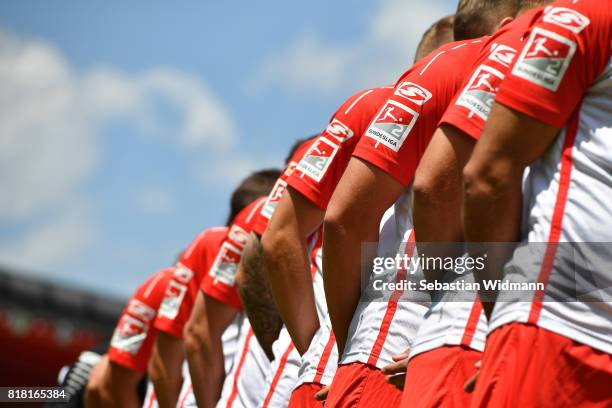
left=322, top=215, right=365, bottom=357
left=185, top=336, right=224, bottom=408
left=149, top=365, right=181, bottom=408
left=108, top=382, right=140, bottom=408
left=463, top=157, right=523, bottom=317
left=237, top=235, right=282, bottom=360
left=262, top=229, right=319, bottom=355
left=149, top=338, right=183, bottom=408
left=412, top=126, right=475, bottom=284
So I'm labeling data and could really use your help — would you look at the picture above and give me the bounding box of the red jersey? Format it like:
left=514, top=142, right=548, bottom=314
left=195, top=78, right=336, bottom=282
left=350, top=38, right=491, bottom=359
left=201, top=197, right=268, bottom=310
left=286, top=87, right=394, bottom=209
left=440, top=8, right=543, bottom=139
left=252, top=139, right=315, bottom=236
left=486, top=0, right=612, bottom=354
left=108, top=268, right=173, bottom=373
left=154, top=226, right=228, bottom=338
left=353, top=39, right=488, bottom=187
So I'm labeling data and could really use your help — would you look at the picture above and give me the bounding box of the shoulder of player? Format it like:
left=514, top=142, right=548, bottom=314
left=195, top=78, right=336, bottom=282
left=334, top=86, right=393, bottom=117
left=182, top=226, right=228, bottom=259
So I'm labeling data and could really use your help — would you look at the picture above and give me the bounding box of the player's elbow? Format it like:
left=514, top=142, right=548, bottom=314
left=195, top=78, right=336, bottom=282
left=261, top=227, right=287, bottom=267
left=147, top=349, right=165, bottom=386
left=323, top=200, right=352, bottom=242
left=183, top=319, right=208, bottom=359
left=413, top=166, right=445, bottom=213
left=463, top=158, right=507, bottom=203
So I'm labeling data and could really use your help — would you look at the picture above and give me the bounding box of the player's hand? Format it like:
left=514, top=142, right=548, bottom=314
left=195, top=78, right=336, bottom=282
left=314, top=385, right=330, bottom=402
left=381, top=350, right=410, bottom=391
left=464, top=360, right=482, bottom=393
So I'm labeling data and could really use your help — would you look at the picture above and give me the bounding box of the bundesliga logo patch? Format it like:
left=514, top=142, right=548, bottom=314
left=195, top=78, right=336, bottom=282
left=457, top=64, right=505, bottom=121
left=158, top=280, right=187, bottom=320
left=209, top=242, right=242, bottom=286
left=297, top=137, right=339, bottom=182
left=394, top=81, right=432, bottom=106
left=111, top=315, right=148, bottom=355
left=543, top=6, right=590, bottom=33
left=325, top=119, right=353, bottom=142
left=512, top=28, right=576, bottom=91
left=261, top=178, right=287, bottom=219
left=365, top=100, right=418, bottom=152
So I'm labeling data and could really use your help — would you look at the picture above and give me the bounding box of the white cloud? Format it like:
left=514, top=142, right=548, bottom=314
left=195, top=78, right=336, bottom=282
left=0, top=30, right=238, bottom=273
left=257, top=0, right=454, bottom=94
left=0, top=201, right=96, bottom=273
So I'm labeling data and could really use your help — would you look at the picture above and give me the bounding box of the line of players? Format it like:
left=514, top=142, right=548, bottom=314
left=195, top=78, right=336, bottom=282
left=84, top=0, right=611, bottom=406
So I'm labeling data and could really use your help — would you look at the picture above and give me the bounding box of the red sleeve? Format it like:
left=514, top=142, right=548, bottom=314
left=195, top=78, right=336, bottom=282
left=108, top=269, right=173, bottom=372
left=153, top=264, right=195, bottom=338
left=439, top=10, right=542, bottom=140
left=353, top=39, right=486, bottom=186
left=154, top=227, right=227, bottom=338
left=495, top=1, right=611, bottom=128
left=201, top=198, right=267, bottom=310
left=287, top=88, right=392, bottom=209
left=251, top=139, right=315, bottom=236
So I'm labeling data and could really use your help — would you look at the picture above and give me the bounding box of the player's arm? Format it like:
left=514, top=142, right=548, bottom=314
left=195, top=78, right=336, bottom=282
left=261, top=186, right=324, bottom=355
left=84, top=355, right=109, bottom=408
left=184, top=291, right=238, bottom=408
left=412, top=125, right=476, bottom=282
left=462, top=102, right=559, bottom=316
left=323, top=157, right=403, bottom=355
left=85, top=356, right=142, bottom=408
left=236, top=232, right=282, bottom=360
left=148, top=331, right=184, bottom=408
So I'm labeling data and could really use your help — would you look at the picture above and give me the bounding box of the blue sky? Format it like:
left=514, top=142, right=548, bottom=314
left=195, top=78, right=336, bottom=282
left=0, top=0, right=456, bottom=297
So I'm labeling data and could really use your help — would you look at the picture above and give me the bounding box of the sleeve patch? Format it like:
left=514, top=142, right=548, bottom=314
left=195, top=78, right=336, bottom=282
left=158, top=281, right=187, bottom=320
left=296, top=136, right=340, bottom=182
left=111, top=315, right=148, bottom=355
left=260, top=178, right=287, bottom=219
left=172, top=263, right=194, bottom=284
left=127, top=299, right=156, bottom=322
left=365, top=100, right=419, bottom=152
left=393, top=81, right=432, bottom=106
left=324, top=119, right=354, bottom=142
left=543, top=6, right=590, bottom=34
left=456, top=64, right=506, bottom=120
left=208, top=241, right=242, bottom=286
left=512, top=27, right=577, bottom=92
left=228, top=225, right=249, bottom=248
left=488, top=43, right=517, bottom=67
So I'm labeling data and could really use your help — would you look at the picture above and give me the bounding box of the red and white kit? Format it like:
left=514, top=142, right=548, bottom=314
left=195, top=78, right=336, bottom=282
left=406, top=9, right=550, bottom=372
left=285, top=87, right=400, bottom=405
left=153, top=223, right=246, bottom=408
left=109, top=268, right=174, bottom=373
left=200, top=197, right=274, bottom=408
left=345, top=38, right=490, bottom=407
left=154, top=226, right=228, bottom=338
left=468, top=1, right=612, bottom=405
left=251, top=139, right=322, bottom=408
left=108, top=268, right=173, bottom=408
